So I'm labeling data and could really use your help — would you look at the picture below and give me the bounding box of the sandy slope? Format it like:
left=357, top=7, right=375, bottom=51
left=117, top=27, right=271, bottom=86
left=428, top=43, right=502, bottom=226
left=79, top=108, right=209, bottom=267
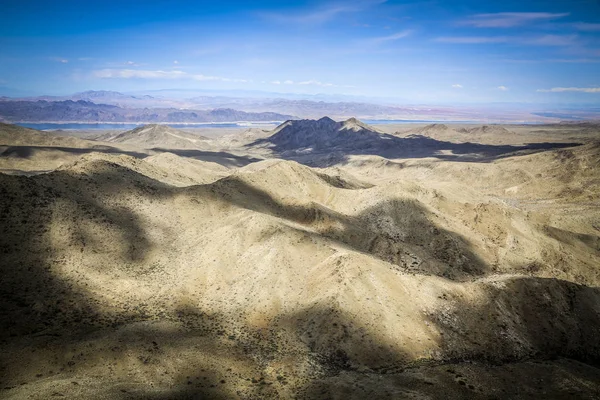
left=0, top=121, right=599, bottom=398
left=382, top=122, right=600, bottom=146
left=0, top=124, right=258, bottom=175
left=0, top=123, right=95, bottom=148
left=404, top=123, right=517, bottom=144
left=96, top=124, right=211, bottom=150
left=0, top=123, right=147, bottom=174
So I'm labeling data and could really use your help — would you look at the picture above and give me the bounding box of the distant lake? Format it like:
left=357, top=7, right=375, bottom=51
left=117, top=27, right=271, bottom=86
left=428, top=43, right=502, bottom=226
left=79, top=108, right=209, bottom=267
left=15, top=120, right=540, bottom=131
left=364, top=119, right=481, bottom=124
left=15, top=122, right=283, bottom=130
left=16, top=120, right=427, bottom=130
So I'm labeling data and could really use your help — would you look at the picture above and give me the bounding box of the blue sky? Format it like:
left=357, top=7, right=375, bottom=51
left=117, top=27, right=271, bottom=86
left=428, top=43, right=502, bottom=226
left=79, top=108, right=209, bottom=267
left=1, top=0, right=599, bottom=104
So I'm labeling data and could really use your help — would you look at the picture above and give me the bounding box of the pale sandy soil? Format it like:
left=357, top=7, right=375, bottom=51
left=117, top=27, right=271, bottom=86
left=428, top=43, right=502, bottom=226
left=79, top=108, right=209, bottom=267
left=1, top=121, right=599, bottom=399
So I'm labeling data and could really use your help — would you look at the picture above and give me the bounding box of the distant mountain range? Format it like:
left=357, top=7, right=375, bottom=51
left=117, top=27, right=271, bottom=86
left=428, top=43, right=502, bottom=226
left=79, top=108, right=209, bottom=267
left=0, top=99, right=294, bottom=123
left=2, top=90, right=599, bottom=122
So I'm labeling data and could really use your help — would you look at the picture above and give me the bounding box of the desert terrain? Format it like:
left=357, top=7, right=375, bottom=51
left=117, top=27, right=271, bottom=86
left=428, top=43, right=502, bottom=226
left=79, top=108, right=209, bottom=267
left=1, top=120, right=599, bottom=399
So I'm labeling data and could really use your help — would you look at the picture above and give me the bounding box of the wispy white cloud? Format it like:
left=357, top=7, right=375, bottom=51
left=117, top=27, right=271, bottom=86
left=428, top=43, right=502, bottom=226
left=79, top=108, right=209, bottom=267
left=298, top=80, right=334, bottom=87
left=93, top=69, right=247, bottom=82
left=460, top=12, right=569, bottom=28
left=452, top=84, right=463, bottom=88
left=572, top=22, right=600, bottom=32
left=435, top=34, right=577, bottom=46
left=500, top=58, right=600, bottom=64
left=268, top=79, right=344, bottom=88
left=537, top=87, right=600, bottom=93
left=524, top=34, right=578, bottom=46
left=435, top=36, right=508, bottom=44
left=51, top=57, right=69, bottom=63
left=261, top=6, right=346, bottom=24
left=125, top=61, right=141, bottom=66
left=95, top=69, right=344, bottom=89
left=95, top=69, right=186, bottom=79
left=368, top=30, right=413, bottom=43
left=497, top=86, right=508, bottom=91
left=548, top=58, right=600, bottom=63
left=261, top=0, right=386, bottom=24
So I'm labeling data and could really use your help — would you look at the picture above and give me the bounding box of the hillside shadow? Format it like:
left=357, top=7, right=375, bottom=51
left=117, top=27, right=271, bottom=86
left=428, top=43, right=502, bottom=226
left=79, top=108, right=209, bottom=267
left=151, top=148, right=262, bottom=168
left=0, top=166, right=174, bottom=344
left=0, top=144, right=147, bottom=159
left=122, top=303, right=419, bottom=400
left=0, top=174, right=95, bottom=342
left=544, top=226, right=600, bottom=255
left=2, top=163, right=600, bottom=398
left=299, top=358, right=600, bottom=400
left=0, top=163, right=223, bottom=395
left=0, top=143, right=264, bottom=172
left=249, top=132, right=581, bottom=167
left=112, top=276, right=600, bottom=399
left=198, top=176, right=488, bottom=280
left=427, top=276, right=600, bottom=366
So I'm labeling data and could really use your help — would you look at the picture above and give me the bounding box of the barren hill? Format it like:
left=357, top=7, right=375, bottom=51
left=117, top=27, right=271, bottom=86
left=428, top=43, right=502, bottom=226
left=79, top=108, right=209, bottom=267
left=97, top=124, right=210, bottom=149
left=459, top=125, right=514, bottom=135
left=0, top=122, right=96, bottom=148
left=1, top=120, right=600, bottom=398
left=414, top=123, right=454, bottom=134
left=406, top=124, right=516, bottom=144
left=0, top=123, right=147, bottom=174
left=406, top=123, right=459, bottom=141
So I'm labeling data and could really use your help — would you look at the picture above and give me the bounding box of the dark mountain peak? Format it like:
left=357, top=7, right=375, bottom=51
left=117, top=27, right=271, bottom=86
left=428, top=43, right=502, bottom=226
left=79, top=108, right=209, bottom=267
left=272, top=116, right=337, bottom=134
left=258, top=117, right=381, bottom=151
left=317, top=116, right=336, bottom=124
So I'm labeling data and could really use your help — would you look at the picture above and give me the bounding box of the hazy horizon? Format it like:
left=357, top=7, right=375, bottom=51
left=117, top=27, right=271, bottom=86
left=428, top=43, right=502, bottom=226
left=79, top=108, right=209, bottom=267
left=2, top=0, right=600, bottom=106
